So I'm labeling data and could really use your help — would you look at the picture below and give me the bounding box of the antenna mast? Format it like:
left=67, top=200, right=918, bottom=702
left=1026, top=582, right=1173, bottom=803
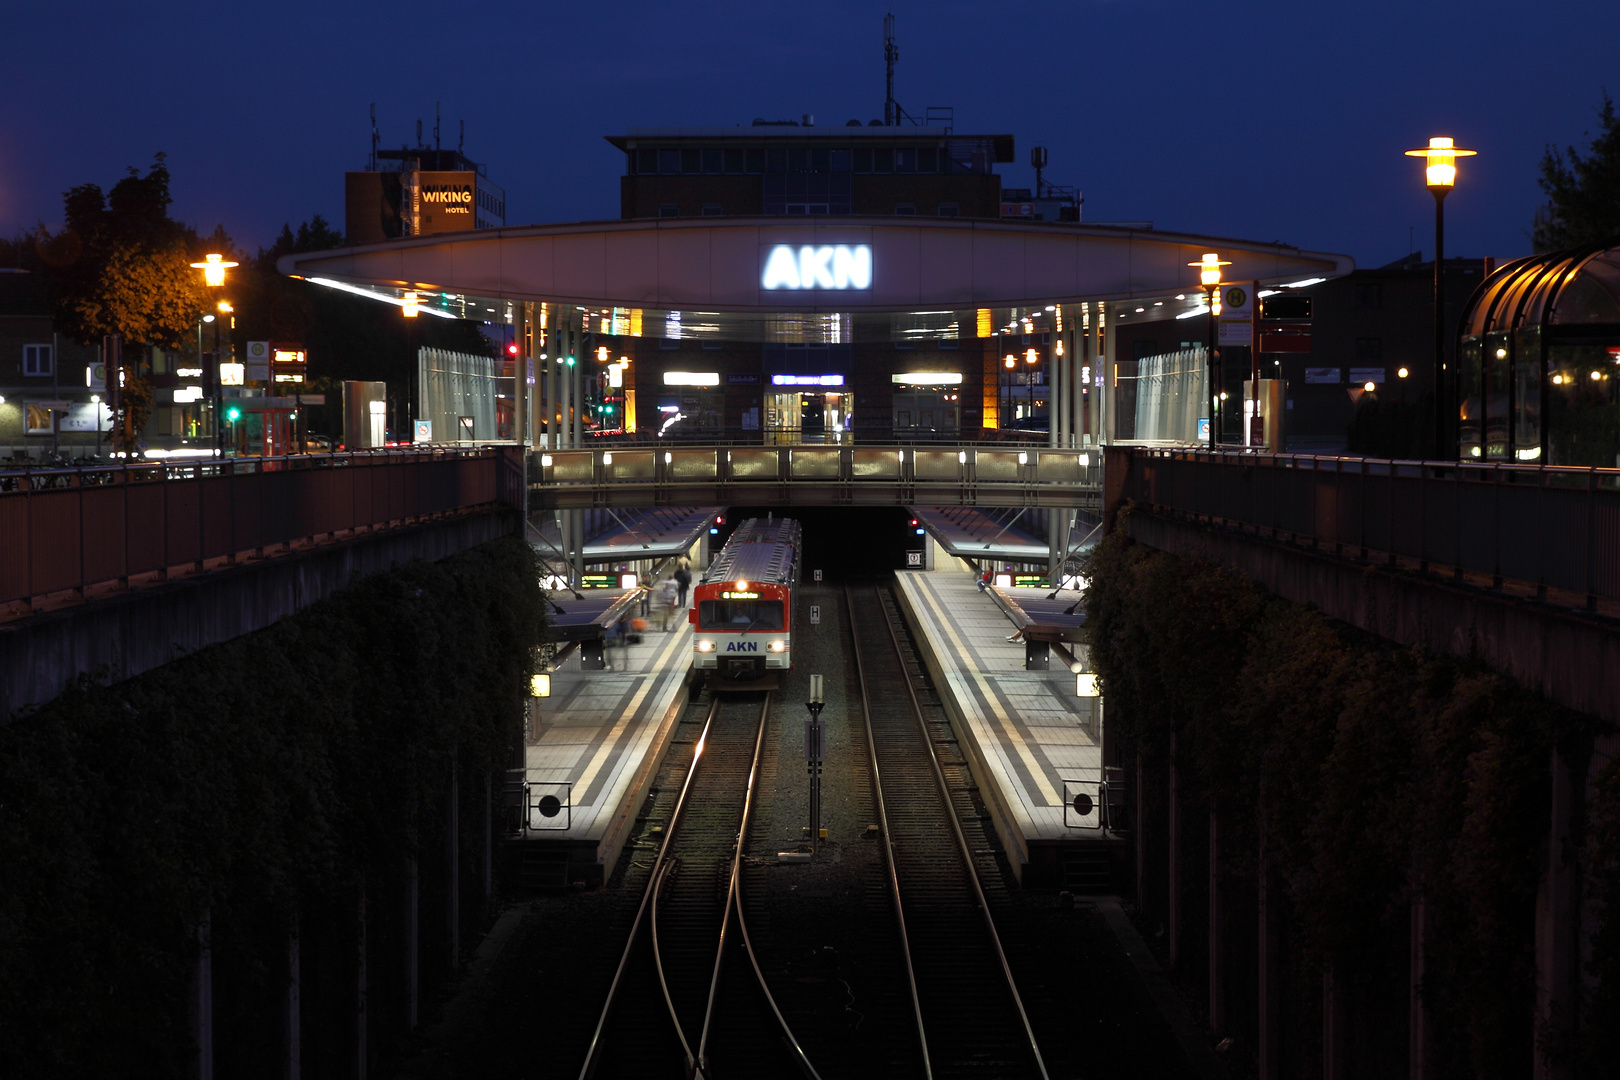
left=884, top=13, right=898, bottom=126
left=369, top=103, right=378, bottom=170
left=434, top=102, right=441, bottom=152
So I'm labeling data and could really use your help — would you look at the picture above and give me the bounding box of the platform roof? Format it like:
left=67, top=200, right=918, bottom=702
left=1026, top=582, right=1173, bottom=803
left=279, top=216, right=1353, bottom=335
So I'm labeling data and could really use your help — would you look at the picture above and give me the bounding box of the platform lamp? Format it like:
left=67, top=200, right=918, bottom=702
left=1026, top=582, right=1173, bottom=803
left=190, top=253, right=238, bottom=456
left=1189, top=253, right=1230, bottom=448
left=805, top=674, right=826, bottom=851
left=1404, top=137, right=1476, bottom=460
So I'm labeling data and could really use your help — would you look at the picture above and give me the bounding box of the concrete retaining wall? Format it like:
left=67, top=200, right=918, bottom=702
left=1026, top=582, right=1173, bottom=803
left=1, top=510, right=517, bottom=721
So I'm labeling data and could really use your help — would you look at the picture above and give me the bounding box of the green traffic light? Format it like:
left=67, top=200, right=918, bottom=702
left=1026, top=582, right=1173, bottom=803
left=226, top=406, right=242, bottom=422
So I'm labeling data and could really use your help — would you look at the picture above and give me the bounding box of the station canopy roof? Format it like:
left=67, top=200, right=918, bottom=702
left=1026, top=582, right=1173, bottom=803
left=279, top=216, right=1353, bottom=343
left=1463, top=241, right=1620, bottom=338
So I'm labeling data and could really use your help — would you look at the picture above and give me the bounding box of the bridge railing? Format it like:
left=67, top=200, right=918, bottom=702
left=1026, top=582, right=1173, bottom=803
left=0, top=447, right=519, bottom=609
left=1110, top=447, right=1620, bottom=607
left=529, top=444, right=1103, bottom=509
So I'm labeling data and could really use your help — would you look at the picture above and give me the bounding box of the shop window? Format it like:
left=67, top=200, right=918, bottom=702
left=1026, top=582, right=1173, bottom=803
left=830, top=149, right=851, bottom=172
left=745, top=149, right=765, bottom=173
left=873, top=148, right=893, bottom=173
left=659, top=203, right=680, bottom=218
left=702, top=203, right=724, bottom=216
left=894, top=202, right=915, bottom=215
left=724, top=148, right=745, bottom=173
left=937, top=202, right=959, bottom=217
left=853, top=148, right=873, bottom=173
left=637, top=148, right=658, bottom=173
left=702, top=149, right=722, bottom=174
left=680, top=148, right=700, bottom=174
left=23, top=344, right=53, bottom=376
left=658, top=148, right=680, bottom=173
left=918, top=147, right=939, bottom=173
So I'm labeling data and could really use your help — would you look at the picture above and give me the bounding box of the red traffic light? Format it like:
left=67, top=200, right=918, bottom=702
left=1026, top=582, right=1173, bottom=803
left=909, top=518, right=919, bottom=527
left=715, top=515, right=725, bottom=525
left=507, top=343, right=519, bottom=355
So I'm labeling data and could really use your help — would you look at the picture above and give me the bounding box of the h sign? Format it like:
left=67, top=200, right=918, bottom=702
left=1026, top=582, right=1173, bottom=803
left=761, top=244, right=873, bottom=290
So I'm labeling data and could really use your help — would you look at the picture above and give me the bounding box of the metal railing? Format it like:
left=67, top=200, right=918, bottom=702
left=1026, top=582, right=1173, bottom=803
left=0, top=447, right=522, bottom=609
left=530, top=444, right=1103, bottom=510
left=1112, top=447, right=1620, bottom=608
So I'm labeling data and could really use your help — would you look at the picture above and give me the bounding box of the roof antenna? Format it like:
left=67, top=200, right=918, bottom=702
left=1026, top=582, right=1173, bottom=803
left=369, top=102, right=378, bottom=171
left=459, top=119, right=465, bottom=155
left=416, top=118, right=423, bottom=147
left=883, top=13, right=898, bottom=126
left=434, top=102, right=441, bottom=153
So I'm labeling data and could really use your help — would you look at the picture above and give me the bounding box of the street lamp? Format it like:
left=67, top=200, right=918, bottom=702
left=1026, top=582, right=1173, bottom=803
left=1189, top=253, right=1230, bottom=448
left=190, top=253, right=238, bottom=457
left=1404, top=136, right=1476, bottom=460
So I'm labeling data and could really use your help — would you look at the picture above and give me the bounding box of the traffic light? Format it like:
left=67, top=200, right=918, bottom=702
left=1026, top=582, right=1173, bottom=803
left=225, top=404, right=242, bottom=423
left=507, top=342, right=519, bottom=357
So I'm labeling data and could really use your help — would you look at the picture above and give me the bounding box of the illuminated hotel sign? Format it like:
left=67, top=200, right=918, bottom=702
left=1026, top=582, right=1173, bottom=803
left=761, top=244, right=873, bottom=291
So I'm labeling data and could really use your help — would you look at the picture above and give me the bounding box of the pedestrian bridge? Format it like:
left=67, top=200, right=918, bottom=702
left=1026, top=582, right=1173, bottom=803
left=528, top=443, right=1103, bottom=511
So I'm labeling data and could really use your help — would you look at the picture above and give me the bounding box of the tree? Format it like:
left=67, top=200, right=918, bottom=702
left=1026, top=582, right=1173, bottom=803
left=1534, top=92, right=1620, bottom=252
left=42, top=154, right=210, bottom=347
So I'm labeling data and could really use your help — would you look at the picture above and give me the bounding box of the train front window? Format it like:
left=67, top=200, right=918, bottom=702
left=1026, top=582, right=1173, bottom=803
left=697, top=599, right=785, bottom=631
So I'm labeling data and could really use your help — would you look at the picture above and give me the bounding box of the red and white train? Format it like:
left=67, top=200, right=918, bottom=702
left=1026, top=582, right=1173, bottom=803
left=690, top=517, right=802, bottom=683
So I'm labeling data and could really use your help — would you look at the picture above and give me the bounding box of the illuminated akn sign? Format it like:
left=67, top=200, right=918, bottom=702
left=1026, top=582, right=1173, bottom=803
left=761, top=244, right=872, bottom=290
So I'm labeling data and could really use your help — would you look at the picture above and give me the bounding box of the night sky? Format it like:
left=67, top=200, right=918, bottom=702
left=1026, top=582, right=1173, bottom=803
left=4, top=0, right=1617, bottom=270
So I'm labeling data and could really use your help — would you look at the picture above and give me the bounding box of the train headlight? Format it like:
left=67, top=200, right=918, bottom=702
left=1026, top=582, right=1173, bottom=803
left=696, top=639, right=715, bottom=653
left=767, top=640, right=788, bottom=653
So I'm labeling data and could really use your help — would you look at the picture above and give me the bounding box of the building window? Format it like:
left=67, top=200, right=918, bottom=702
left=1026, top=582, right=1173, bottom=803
left=680, top=148, right=700, bottom=174
left=724, top=148, right=745, bottom=173
left=940, top=337, right=960, bottom=350
left=702, top=149, right=722, bottom=174
left=830, top=149, right=851, bottom=172
left=636, top=148, right=657, bottom=174
left=659, top=203, right=680, bottom=218
left=918, top=147, right=939, bottom=173
left=873, top=148, right=893, bottom=173
left=658, top=148, right=680, bottom=174
left=852, top=148, right=873, bottom=173
left=894, top=147, right=915, bottom=173
left=1357, top=283, right=1383, bottom=309
left=787, top=148, right=809, bottom=173
left=937, top=202, right=959, bottom=217
left=745, top=148, right=765, bottom=173
left=766, top=148, right=788, bottom=173
left=701, top=339, right=722, bottom=350
left=702, top=203, right=724, bottom=216
left=894, top=202, right=916, bottom=215
left=23, top=344, right=52, bottom=376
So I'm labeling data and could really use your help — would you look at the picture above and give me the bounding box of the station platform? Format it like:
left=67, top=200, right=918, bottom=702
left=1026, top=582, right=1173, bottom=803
left=894, top=568, right=1122, bottom=888
left=519, top=617, right=693, bottom=887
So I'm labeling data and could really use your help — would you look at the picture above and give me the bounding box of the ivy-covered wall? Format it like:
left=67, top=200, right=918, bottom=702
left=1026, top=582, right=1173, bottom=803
left=0, top=535, right=545, bottom=1078
left=1085, top=531, right=1616, bottom=1079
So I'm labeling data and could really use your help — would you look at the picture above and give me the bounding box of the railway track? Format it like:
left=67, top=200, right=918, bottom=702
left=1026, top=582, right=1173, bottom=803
left=579, top=691, right=819, bottom=1080
left=847, top=584, right=1050, bottom=1080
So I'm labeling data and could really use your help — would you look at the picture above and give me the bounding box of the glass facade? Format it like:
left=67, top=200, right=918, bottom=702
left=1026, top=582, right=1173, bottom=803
left=1457, top=245, right=1620, bottom=466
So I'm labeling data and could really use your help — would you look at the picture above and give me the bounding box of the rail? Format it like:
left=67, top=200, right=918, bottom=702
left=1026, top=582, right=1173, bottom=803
left=0, top=447, right=523, bottom=610
left=1108, top=446, right=1620, bottom=609
left=531, top=444, right=1102, bottom=510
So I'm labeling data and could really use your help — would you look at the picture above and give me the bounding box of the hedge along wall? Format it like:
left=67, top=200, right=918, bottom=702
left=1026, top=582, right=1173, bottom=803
left=0, top=534, right=546, bottom=1079
left=1085, top=531, right=1617, bottom=1080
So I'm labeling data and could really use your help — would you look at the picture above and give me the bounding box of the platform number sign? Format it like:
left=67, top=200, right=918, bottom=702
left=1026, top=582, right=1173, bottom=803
left=810, top=605, right=821, bottom=625
left=813, top=569, right=822, bottom=581
left=906, top=551, right=922, bottom=567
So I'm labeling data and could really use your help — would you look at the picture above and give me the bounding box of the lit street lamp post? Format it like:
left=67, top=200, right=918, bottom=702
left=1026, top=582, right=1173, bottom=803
left=1190, top=253, right=1230, bottom=448
left=1404, top=137, right=1476, bottom=459
left=190, top=253, right=238, bottom=457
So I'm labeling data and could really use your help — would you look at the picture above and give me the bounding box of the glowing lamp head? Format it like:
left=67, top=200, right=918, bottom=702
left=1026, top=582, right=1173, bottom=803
left=1004, top=355, right=1016, bottom=369
left=216, top=300, right=233, bottom=314
left=402, top=291, right=420, bottom=318
left=1190, top=252, right=1230, bottom=289
left=1025, top=348, right=1038, bottom=364
left=1364, top=381, right=1377, bottom=393
left=190, top=252, right=238, bottom=287
left=736, top=580, right=748, bottom=591
left=1405, top=136, right=1476, bottom=191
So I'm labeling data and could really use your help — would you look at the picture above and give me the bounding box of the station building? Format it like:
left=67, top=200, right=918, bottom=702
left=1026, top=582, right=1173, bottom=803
left=291, top=118, right=1353, bottom=451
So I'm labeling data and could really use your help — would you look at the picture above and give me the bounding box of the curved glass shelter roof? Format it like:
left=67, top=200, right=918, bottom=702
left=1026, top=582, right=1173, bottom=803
left=278, top=215, right=1353, bottom=341
left=1463, top=241, right=1620, bottom=337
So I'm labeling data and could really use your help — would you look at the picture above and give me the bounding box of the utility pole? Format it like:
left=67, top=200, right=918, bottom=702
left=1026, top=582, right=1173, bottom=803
left=884, top=14, right=898, bottom=126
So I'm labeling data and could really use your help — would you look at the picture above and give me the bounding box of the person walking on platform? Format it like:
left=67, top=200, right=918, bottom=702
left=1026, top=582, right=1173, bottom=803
left=656, top=578, right=679, bottom=631
left=673, top=556, right=692, bottom=609
left=603, top=617, right=625, bottom=670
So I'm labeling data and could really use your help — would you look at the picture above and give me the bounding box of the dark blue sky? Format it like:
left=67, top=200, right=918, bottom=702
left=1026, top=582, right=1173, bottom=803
left=4, top=0, right=1616, bottom=270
